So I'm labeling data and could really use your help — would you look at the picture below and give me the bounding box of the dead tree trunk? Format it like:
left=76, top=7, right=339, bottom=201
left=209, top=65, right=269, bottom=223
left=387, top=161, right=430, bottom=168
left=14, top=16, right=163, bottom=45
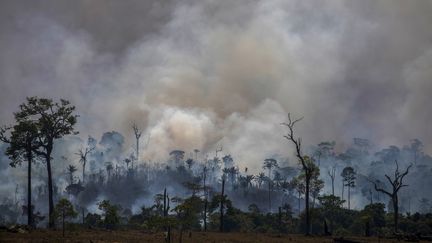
left=328, top=166, right=336, bottom=196
left=219, top=178, right=225, bottom=232
left=132, top=123, right=142, bottom=169
left=282, top=113, right=313, bottom=235
left=371, top=160, right=412, bottom=233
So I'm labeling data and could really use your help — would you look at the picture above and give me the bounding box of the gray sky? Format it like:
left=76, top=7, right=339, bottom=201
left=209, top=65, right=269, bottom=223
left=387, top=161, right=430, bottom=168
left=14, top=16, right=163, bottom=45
left=1, top=0, right=432, bottom=168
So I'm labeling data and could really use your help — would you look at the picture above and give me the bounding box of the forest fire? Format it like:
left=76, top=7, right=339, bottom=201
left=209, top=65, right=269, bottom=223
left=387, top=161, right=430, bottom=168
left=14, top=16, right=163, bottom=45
left=1, top=0, right=432, bottom=242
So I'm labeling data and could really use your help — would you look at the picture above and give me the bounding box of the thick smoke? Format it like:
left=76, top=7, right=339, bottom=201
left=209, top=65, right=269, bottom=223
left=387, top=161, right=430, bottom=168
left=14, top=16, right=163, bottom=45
left=1, top=0, right=432, bottom=213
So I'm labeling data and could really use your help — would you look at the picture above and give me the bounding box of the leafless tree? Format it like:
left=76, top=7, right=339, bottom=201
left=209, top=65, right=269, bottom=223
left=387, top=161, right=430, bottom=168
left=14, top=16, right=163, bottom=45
left=132, top=123, right=142, bottom=168
left=327, top=166, right=336, bottom=196
left=282, top=113, right=314, bottom=235
left=76, top=144, right=95, bottom=183
left=370, top=160, right=412, bottom=233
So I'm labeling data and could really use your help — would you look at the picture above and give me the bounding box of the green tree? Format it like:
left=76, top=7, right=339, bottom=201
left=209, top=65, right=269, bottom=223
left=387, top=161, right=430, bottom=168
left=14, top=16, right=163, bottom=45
left=361, top=203, right=385, bottom=236
left=318, top=194, right=345, bottom=233
left=263, top=158, right=278, bottom=212
left=98, top=200, right=121, bottom=229
left=54, top=198, right=77, bottom=237
left=1, top=119, right=41, bottom=227
left=16, top=97, right=78, bottom=228
left=341, top=166, right=356, bottom=209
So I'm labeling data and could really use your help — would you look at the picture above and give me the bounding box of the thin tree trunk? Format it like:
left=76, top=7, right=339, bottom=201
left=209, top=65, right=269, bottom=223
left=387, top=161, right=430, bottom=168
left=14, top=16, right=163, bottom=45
left=27, top=150, right=32, bottom=227
left=62, top=208, right=65, bottom=237
left=219, top=179, right=225, bottom=232
left=331, top=178, right=334, bottom=196
left=341, top=184, right=344, bottom=202
left=47, top=153, right=55, bottom=228
left=393, top=196, right=399, bottom=233
left=204, top=199, right=207, bottom=231
left=268, top=169, right=272, bottom=212
left=203, top=167, right=207, bottom=231
left=305, top=175, right=310, bottom=235
left=82, top=161, right=86, bottom=183
left=298, top=191, right=301, bottom=214
left=348, top=186, right=350, bottom=210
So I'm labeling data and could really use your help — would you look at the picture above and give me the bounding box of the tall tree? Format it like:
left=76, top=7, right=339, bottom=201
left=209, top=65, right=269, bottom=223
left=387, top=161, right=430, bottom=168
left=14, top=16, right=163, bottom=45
left=0, top=120, right=40, bottom=227
left=76, top=142, right=95, bottom=183
left=132, top=123, right=142, bottom=168
left=105, top=162, right=113, bottom=181
left=370, top=160, right=412, bottom=233
left=263, top=158, right=278, bottom=212
left=282, top=113, right=315, bottom=235
left=67, top=165, right=77, bottom=185
left=327, top=166, right=336, bottom=196
left=341, top=166, right=356, bottom=209
left=16, top=97, right=78, bottom=228
left=219, top=174, right=226, bottom=232
left=255, top=172, right=266, bottom=189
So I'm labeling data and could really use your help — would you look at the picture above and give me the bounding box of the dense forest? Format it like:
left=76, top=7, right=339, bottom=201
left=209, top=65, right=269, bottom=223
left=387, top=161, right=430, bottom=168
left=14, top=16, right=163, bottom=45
left=1, top=97, right=432, bottom=240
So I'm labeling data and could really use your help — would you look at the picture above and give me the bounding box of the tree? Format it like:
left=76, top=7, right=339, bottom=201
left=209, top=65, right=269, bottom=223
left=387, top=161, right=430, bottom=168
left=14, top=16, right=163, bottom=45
left=263, top=158, right=278, bottom=212
left=282, top=113, right=315, bottom=235
left=318, top=194, right=345, bottom=233
left=0, top=120, right=41, bottom=227
left=169, top=150, right=185, bottom=164
left=361, top=203, right=385, bottom=236
left=370, top=160, right=412, bottom=233
left=223, top=166, right=238, bottom=189
left=291, top=176, right=305, bottom=214
left=67, top=165, right=78, bottom=185
left=98, top=200, right=121, bottom=229
left=327, top=166, right=336, bottom=196
left=54, top=198, right=77, bottom=237
left=341, top=166, right=356, bottom=209
left=185, top=158, right=194, bottom=170
left=124, top=158, right=131, bottom=170
left=220, top=175, right=226, bottom=232
left=106, top=162, right=113, bottom=181
left=76, top=142, right=95, bottom=183
left=15, top=97, right=78, bottom=228
left=132, top=123, right=142, bottom=168
left=255, top=172, right=266, bottom=189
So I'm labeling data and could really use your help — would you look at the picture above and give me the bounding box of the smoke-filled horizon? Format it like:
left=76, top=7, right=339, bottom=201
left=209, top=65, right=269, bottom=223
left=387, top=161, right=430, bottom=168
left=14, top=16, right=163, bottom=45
left=1, top=1, right=432, bottom=193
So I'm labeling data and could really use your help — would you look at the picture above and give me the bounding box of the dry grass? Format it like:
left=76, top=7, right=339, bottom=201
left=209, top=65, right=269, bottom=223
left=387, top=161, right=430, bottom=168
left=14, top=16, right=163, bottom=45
left=0, top=229, right=412, bottom=243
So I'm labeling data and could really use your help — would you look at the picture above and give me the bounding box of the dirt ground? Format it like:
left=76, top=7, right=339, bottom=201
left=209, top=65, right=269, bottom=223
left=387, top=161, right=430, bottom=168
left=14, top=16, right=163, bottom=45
left=0, top=229, right=419, bottom=243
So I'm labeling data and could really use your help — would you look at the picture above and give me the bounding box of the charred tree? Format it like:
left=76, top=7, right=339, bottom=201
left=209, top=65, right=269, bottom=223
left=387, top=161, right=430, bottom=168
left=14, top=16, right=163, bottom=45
left=132, top=123, right=142, bottom=169
left=76, top=143, right=95, bottom=183
left=219, top=176, right=225, bottom=232
left=328, top=166, right=336, bottom=196
left=371, top=160, right=412, bottom=233
left=282, top=113, right=314, bottom=235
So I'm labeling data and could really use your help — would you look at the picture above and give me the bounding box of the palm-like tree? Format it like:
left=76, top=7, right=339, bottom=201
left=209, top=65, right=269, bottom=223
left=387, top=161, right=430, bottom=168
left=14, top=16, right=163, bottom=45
left=124, top=158, right=131, bottom=169
left=185, top=158, right=194, bottom=170
left=263, top=158, right=278, bottom=212
left=105, top=162, right=113, bottom=181
left=245, top=175, right=255, bottom=188
left=67, top=165, right=77, bottom=185
left=263, top=158, right=278, bottom=180
left=255, top=172, right=266, bottom=188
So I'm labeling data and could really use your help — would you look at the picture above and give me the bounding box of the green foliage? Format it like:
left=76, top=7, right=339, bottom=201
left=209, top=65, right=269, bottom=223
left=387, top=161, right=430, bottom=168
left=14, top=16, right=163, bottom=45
left=54, top=198, right=78, bottom=220
left=98, top=200, right=121, bottom=229
left=173, top=195, right=203, bottom=230
left=85, top=213, right=102, bottom=227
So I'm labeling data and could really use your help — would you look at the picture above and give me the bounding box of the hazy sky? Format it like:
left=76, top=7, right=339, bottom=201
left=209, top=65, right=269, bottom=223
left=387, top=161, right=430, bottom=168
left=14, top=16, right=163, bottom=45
left=1, top=0, right=432, bottom=168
